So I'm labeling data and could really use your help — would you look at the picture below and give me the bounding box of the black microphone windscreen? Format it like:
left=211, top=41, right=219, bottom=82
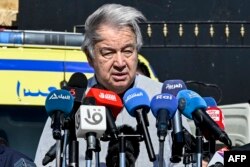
left=67, top=72, right=88, bottom=88
left=106, top=125, right=140, bottom=167
left=82, top=96, right=96, bottom=105
left=62, top=72, right=88, bottom=104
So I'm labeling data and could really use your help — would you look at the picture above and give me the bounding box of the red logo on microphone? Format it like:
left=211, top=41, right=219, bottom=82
left=69, top=88, right=76, bottom=96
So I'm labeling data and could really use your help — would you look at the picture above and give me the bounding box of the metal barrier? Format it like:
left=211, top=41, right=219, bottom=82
left=75, top=21, right=250, bottom=48
left=140, top=21, right=250, bottom=48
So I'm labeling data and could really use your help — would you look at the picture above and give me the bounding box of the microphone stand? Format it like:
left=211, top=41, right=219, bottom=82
left=119, top=133, right=126, bottom=167
left=192, top=110, right=206, bottom=167
left=208, top=138, right=216, bottom=159
left=62, top=118, right=71, bottom=167
left=95, top=139, right=101, bottom=167
left=85, top=138, right=100, bottom=167
left=62, top=129, right=69, bottom=167
left=195, top=127, right=203, bottom=167
left=52, top=112, right=64, bottom=167
left=85, top=132, right=97, bottom=167
left=55, top=139, right=62, bottom=167
left=85, top=149, right=93, bottom=167
left=69, top=140, right=79, bottom=167
left=182, top=127, right=197, bottom=167
left=156, top=109, right=170, bottom=167
left=118, top=133, right=142, bottom=167
left=157, top=123, right=168, bottom=167
left=158, top=141, right=164, bottom=167
left=183, top=148, right=191, bottom=167
left=170, top=110, right=184, bottom=163
left=68, top=118, right=79, bottom=167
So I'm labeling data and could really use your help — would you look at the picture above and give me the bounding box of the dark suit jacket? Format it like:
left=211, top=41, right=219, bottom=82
left=0, top=145, right=34, bottom=167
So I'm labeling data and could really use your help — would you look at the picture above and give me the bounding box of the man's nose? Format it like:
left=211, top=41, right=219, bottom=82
left=114, top=53, right=126, bottom=67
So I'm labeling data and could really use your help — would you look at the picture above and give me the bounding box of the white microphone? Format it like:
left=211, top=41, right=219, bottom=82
left=75, top=105, right=107, bottom=150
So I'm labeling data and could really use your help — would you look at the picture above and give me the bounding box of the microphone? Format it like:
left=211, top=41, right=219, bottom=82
left=86, top=87, right=123, bottom=119
left=42, top=72, right=88, bottom=166
left=150, top=93, right=178, bottom=141
left=162, top=79, right=187, bottom=95
left=75, top=100, right=107, bottom=150
left=45, top=89, right=74, bottom=139
left=42, top=142, right=57, bottom=165
left=86, top=87, right=123, bottom=139
left=62, top=72, right=88, bottom=103
left=45, top=89, right=74, bottom=167
left=14, top=158, right=37, bottom=167
left=203, top=96, right=225, bottom=158
left=203, top=97, right=225, bottom=131
left=62, top=72, right=88, bottom=120
left=106, top=125, right=140, bottom=167
left=150, top=93, right=178, bottom=167
left=161, top=79, right=187, bottom=163
left=203, top=97, right=217, bottom=107
left=62, top=72, right=88, bottom=166
left=176, top=90, right=232, bottom=148
left=123, top=87, right=156, bottom=161
left=205, top=107, right=225, bottom=134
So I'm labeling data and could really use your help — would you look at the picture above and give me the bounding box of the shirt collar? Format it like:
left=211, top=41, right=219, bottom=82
left=87, top=74, right=140, bottom=98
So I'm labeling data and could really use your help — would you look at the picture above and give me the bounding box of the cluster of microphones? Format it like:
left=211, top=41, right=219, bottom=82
left=40, top=72, right=233, bottom=167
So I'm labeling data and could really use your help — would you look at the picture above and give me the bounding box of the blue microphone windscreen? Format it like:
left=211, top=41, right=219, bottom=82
left=123, top=88, right=150, bottom=117
left=203, top=96, right=217, bottom=107
left=176, top=89, right=207, bottom=119
left=150, top=93, right=178, bottom=119
left=45, top=89, right=74, bottom=116
left=162, top=80, right=187, bottom=96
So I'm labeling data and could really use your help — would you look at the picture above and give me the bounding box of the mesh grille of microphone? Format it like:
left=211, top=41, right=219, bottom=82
left=106, top=125, right=140, bottom=167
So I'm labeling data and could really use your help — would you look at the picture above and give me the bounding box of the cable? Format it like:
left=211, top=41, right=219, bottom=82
left=185, top=80, right=223, bottom=104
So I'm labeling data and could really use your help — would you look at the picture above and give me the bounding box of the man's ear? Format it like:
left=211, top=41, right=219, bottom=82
left=85, top=49, right=94, bottom=67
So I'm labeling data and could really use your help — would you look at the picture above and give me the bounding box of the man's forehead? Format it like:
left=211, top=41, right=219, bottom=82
left=96, top=24, right=135, bottom=38
left=96, top=42, right=136, bottom=49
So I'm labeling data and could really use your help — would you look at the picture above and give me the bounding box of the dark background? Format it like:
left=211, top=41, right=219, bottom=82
left=17, top=0, right=250, bottom=105
left=18, top=0, right=250, bottom=31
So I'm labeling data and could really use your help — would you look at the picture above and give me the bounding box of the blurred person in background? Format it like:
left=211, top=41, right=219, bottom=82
left=0, top=129, right=35, bottom=166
